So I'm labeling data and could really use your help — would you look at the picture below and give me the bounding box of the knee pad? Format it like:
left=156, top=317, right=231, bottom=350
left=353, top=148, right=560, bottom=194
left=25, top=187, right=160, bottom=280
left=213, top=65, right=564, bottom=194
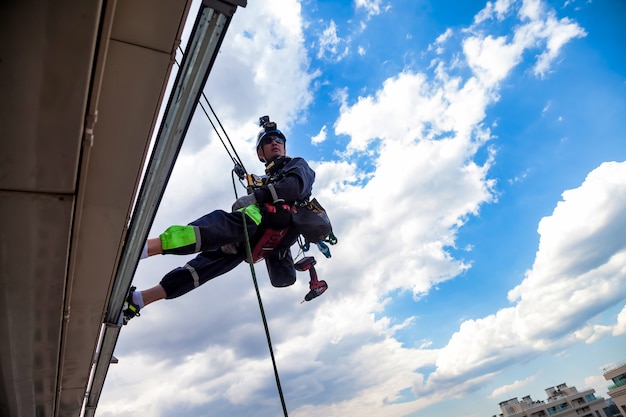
left=160, top=225, right=199, bottom=254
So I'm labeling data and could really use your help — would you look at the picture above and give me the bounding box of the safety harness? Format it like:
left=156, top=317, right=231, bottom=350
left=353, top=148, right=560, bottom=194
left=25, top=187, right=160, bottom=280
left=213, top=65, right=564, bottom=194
left=239, top=154, right=336, bottom=302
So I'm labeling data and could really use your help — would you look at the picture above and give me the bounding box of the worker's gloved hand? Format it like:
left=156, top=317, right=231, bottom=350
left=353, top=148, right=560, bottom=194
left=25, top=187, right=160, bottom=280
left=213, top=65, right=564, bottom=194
left=232, top=193, right=257, bottom=211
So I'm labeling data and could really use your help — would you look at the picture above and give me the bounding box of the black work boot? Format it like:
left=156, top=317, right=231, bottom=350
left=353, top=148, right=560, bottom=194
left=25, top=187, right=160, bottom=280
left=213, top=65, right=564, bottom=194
left=122, top=286, right=141, bottom=325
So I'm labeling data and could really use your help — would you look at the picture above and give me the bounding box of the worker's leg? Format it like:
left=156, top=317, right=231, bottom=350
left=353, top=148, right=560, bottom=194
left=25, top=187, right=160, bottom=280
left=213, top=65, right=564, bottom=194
left=264, top=248, right=296, bottom=287
left=264, top=230, right=298, bottom=287
left=147, top=238, right=163, bottom=256
left=159, top=249, right=246, bottom=299
left=157, top=209, right=259, bottom=255
left=124, top=249, right=246, bottom=324
left=138, top=284, right=167, bottom=306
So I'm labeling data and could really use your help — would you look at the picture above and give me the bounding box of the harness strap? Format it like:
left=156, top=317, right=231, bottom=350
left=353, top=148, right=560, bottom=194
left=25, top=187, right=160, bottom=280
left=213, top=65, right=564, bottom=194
left=184, top=263, right=201, bottom=288
left=248, top=228, right=289, bottom=263
left=267, top=183, right=282, bottom=203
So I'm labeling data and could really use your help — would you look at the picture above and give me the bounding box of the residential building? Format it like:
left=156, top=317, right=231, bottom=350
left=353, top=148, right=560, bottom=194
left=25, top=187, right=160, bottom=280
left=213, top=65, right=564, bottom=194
left=602, top=399, right=623, bottom=417
left=495, top=383, right=607, bottom=417
left=604, top=362, right=626, bottom=415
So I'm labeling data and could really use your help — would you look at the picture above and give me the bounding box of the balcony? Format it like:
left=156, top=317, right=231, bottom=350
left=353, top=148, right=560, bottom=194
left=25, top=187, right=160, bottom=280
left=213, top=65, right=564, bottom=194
left=608, top=380, right=626, bottom=392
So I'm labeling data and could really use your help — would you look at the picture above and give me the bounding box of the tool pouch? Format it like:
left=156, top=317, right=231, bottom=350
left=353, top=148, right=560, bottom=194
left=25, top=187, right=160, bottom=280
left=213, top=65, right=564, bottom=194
left=291, top=198, right=332, bottom=243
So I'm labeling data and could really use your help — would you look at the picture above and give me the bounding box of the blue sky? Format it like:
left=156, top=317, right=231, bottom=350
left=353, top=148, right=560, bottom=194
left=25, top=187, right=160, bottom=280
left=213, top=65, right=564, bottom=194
left=99, top=1, right=626, bottom=416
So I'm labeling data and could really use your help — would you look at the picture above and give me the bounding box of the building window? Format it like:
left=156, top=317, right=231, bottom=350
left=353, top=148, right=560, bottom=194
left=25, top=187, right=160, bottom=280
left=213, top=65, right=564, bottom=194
left=556, top=402, right=570, bottom=411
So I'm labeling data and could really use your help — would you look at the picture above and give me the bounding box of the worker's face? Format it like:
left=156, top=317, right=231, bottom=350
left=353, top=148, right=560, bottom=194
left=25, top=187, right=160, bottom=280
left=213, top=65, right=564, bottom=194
left=257, top=136, right=286, bottom=162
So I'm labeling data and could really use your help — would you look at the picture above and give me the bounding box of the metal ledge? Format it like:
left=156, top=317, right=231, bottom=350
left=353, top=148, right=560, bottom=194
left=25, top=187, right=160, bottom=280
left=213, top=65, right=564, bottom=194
left=81, top=2, right=246, bottom=416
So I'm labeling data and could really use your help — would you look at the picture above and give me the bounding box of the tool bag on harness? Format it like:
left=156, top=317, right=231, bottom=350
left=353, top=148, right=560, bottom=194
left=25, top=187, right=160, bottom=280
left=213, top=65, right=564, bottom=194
left=291, top=198, right=332, bottom=243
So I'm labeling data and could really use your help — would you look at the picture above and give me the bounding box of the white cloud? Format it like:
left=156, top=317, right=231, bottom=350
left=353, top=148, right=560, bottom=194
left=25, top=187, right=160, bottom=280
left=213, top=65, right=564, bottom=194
left=533, top=14, right=587, bottom=77
left=354, top=0, right=385, bottom=17
left=474, top=0, right=515, bottom=23
left=509, top=162, right=626, bottom=306
left=466, top=0, right=586, bottom=86
left=311, top=125, right=327, bottom=145
left=335, top=70, right=495, bottom=153
left=463, top=34, right=523, bottom=88
left=573, top=304, right=626, bottom=343
left=428, top=28, right=453, bottom=54
left=508, top=168, right=530, bottom=185
left=614, top=305, right=626, bottom=336
left=584, top=374, right=610, bottom=398
left=574, top=324, right=612, bottom=344
left=203, top=0, right=319, bottom=132
left=519, top=0, right=544, bottom=21
left=489, top=374, right=539, bottom=398
left=317, top=20, right=349, bottom=61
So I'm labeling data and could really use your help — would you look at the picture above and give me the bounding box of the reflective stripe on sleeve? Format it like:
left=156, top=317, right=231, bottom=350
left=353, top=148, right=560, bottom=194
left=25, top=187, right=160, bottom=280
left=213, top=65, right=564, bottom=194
left=193, top=226, right=202, bottom=252
left=185, top=263, right=200, bottom=288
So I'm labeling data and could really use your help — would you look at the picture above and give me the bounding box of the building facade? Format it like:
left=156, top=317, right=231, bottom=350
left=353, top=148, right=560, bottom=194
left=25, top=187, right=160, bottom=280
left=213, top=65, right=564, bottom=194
left=604, top=362, right=626, bottom=415
left=496, top=383, right=607, bottom=417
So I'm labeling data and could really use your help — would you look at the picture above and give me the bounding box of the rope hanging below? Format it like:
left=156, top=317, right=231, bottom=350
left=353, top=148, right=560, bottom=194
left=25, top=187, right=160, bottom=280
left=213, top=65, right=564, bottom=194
left=240, top=209, right=290, bottom=417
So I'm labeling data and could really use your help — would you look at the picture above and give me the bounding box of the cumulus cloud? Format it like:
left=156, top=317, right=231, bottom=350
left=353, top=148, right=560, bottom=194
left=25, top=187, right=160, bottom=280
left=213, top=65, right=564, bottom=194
left=584, top=374, right=610, bottom=399
left=489, top=374, right=539, bottom=398
left=614, top=306, right=626, bottom=336
left=573, top=304, right=626, bottom=343
left=201, top=0, right=319, bottom=135
left=464, top=0, right=586, bottom=87
left=311, top=125, right=327, bottom=144
left=474, top=0, right=515, bottom=23
left=317, top=20, right=349, bottom=61
left=428, top=28, right=453, bottom=54
left=354, top=0, right=386, bottom=17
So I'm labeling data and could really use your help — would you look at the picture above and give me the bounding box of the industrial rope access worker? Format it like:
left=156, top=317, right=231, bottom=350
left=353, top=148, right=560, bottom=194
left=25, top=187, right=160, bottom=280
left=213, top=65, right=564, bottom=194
left=122, top=117, right=321, bottom=324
